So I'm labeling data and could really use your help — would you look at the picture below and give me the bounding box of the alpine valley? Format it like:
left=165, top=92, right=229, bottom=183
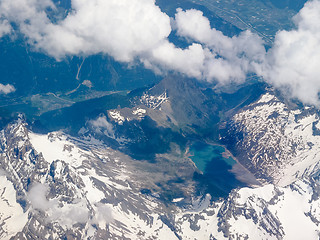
left=0, top=0, right=320, bottom=240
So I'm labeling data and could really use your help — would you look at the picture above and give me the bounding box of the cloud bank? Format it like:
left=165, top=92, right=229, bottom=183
left=175, top=8, right=267, bottom=84
left=260, top=0, right=320, bottom=106
left=0, top=19, right=11, bottom=37
left=0, top=0, right=320, bottom=105
left=0, top=0, right=171, bottom=61
left=0, top=0, right=263, bottom=84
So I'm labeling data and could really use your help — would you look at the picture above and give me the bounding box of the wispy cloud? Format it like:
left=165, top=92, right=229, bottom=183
left=27, top=182, right=56, bottom=211
left=89, top=115, right=115, bottom=139
left=27, top=182, right=89, bottom=228
left=92, top=202, right=113, bottom=230
left=0, top=0, right=171, bottom=61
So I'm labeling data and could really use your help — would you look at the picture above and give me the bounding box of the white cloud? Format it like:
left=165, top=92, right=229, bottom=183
left=49, top=198, right=89, bottom=228
left=89, top=115, right=115, bottom=139
left=0, top=0, right=171, bottom=62
left=1, top=0, right=320, bottom=105
left=0, top=19, right=11, bottom=37
left=145, top=41, right=207, bottom=79
left=174, top=8, right=233, bottom=52
left=0, top=0, right=54, bottom=39
left=27, top=182, right=89, bottom=228
left=175, top=3, right=320, bottom=105
left=174, top=8, right=266, bottom=83
left=260, top=0, right=320, bottom=106
left=0, top=83, right=15, bottom=94
left=91, top=203, right=113, bottom=229
left=0, top=0, right=264, bottom=84
left=27, top=182, right=55, bottom=211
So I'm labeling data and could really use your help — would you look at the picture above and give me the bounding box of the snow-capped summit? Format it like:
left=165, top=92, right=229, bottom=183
left=223, top=92, right=320, bottom=186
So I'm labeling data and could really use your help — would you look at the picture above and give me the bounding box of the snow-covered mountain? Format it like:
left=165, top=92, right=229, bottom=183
left=0, top=117, right=196, bottom=239
left=223, top=91, right=320, bottom=186
left=1, top=109, right=320, bottom=239
left=0, top=0, right=319, bottom=238
left=175, top=179, right=320, bottom=240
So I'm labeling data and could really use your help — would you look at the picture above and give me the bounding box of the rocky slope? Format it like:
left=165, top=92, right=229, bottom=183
left=175, top=178, right=320, bottom=240
left=1, top=111, right=320, bottom=239
left=222, top=91, right=320, bottom=186
left=0, top=117, right=196, bottom=239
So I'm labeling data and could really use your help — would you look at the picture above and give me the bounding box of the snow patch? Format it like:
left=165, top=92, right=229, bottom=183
left=132, top=108, right=146, bottom=116
left=109, top=110, right=125, bottom=125
left=141, top=91, right=168, bottom=109
left=0, top=176, right=28, bottom=240
left=29, top=132, right=87, bottom=167
left=257, top=93, right=275, bottom=104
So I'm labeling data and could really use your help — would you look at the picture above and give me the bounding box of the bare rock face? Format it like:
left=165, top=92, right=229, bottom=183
left=0, top=116, right=49, bottom=208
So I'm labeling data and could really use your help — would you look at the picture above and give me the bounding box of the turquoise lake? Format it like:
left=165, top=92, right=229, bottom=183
left=190, top=142, right=244, bottom=198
